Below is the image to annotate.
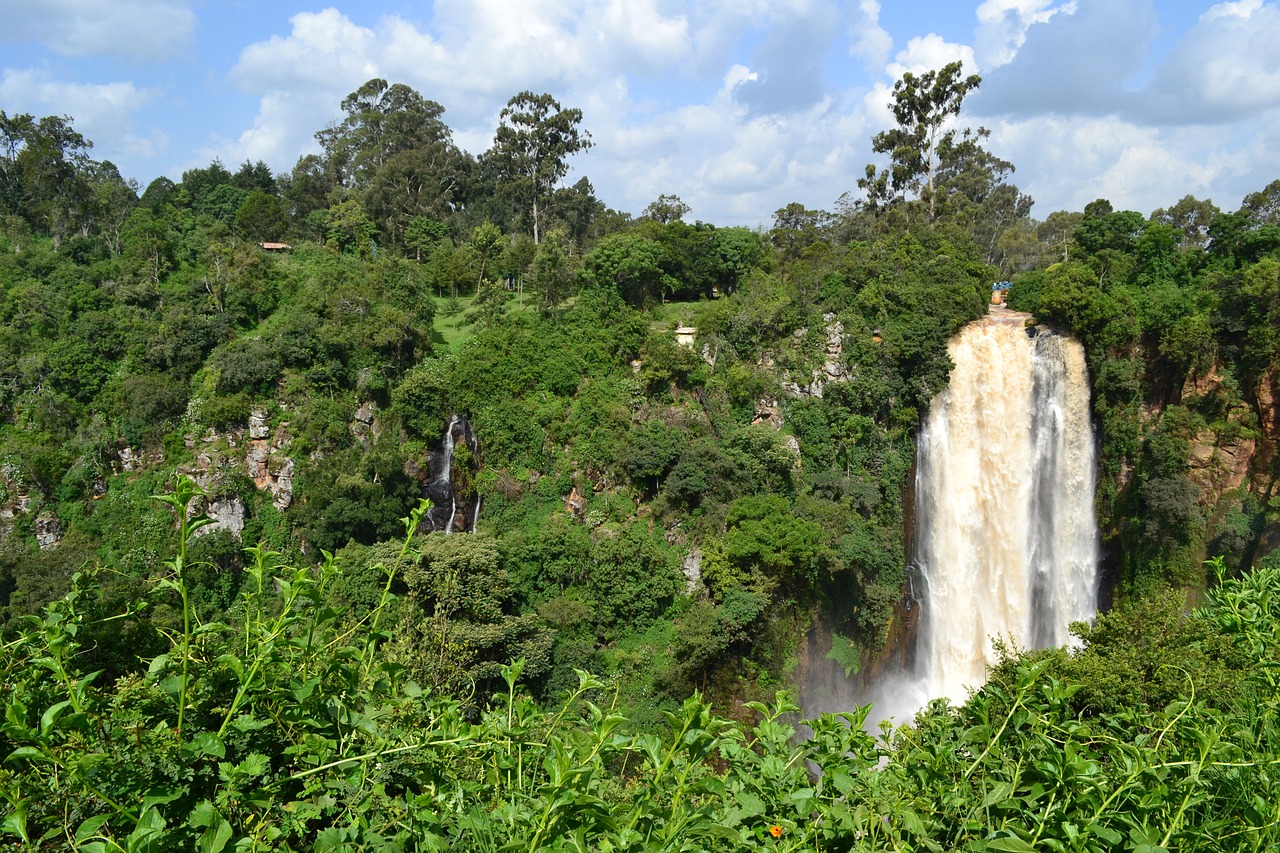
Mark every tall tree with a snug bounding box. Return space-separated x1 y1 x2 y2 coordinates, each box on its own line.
1150 195 1219 250
316 79 451 190
642 194 691 224
490 92 592 244
85 159 139 256
2 113 94 246
859 61 982 223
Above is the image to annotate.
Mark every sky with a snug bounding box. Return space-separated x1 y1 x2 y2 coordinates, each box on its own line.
2 0 1279 228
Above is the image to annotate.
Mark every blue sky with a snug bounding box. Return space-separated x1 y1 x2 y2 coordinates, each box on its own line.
3 0 1279 227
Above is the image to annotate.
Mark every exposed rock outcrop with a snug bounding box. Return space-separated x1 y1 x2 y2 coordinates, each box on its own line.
34 513 62 550
780 313 847 399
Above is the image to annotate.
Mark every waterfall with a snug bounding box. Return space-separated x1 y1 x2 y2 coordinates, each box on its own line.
424 415 480 533
911 314 1099 707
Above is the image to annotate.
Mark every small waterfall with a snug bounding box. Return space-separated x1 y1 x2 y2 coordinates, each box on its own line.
911 314 1099 707
424 415 480 533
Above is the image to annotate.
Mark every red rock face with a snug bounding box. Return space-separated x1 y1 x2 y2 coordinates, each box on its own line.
1176 365 1278 521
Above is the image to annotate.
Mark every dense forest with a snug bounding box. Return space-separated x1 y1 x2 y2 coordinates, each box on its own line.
1 63 1278 849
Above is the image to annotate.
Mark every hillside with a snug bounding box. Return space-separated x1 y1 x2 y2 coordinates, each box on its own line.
2 67 1280 850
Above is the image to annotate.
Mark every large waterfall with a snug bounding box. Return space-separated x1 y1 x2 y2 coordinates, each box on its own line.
910 312 1099 706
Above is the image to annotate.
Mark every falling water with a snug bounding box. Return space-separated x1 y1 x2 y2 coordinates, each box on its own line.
911 313 1099 706
424 415 481 534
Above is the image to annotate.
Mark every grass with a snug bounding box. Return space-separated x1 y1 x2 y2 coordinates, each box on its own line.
428 290 708 352
430 288 539 352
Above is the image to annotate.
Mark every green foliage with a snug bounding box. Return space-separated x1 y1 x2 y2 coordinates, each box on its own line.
490 91 593 244
10 502 1280 852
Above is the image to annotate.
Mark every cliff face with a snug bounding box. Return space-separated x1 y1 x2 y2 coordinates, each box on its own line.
1126 362 1280 578
1180 366 1266 502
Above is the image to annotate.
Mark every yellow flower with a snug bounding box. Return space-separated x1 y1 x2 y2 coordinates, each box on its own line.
769 825 783 838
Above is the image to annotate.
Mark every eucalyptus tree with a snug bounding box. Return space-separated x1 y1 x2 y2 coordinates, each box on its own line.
0 111 95 246
316 79 473 247
859 61 981 224
490 91 593 244
317 78 452 189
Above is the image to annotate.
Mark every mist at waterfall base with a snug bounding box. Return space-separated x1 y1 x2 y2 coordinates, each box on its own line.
801 312 1100 729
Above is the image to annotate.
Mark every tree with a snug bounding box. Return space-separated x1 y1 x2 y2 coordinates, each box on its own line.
1151 194 1219 250
584 232 673 307
527 231 575 314
3 113 94 246
316 78 451 189
283 153 336 231
642 194 691 224
85 159 139 256
235 190 287 241
490 91 592 244
553 177 609 251
1240 178 1280 227
404 215 449 262
180 159 233 209
325 198 377 257
363 145 468 247
469 220 504 290
932 128 1033 264
859 61 982 223
231 159 275 193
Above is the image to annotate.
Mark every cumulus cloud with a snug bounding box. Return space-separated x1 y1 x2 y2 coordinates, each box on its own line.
989 112 1273 215
848 1 893 70
0 68 163 155
973 0 1075 69
970 0 1158 117
193 0 1280 226
0 0 196 62
732 1 842 114
1141 0 1280 124
886 34 977 79
213 3 883 224
968 0 1280 138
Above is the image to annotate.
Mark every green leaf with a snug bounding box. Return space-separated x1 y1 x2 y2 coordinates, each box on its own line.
140 790 182 813
1 801 28 843
1090 825 1123 845
188 732 226 759
194 806 234 853
985 837 1036 852
981 781 1014 807
237 752 270 779
291 676 323 703
39 699 72 737
700 824 742 841
5 746 50 764
74 814 111 844
735 791 765 817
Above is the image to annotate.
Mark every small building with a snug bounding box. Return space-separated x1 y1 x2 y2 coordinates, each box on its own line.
259 241 293 252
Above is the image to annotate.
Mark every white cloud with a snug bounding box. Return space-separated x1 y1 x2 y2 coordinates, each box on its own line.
214 4 885 224
733 1 842 114
0 0 196 61
886 34 977 79
1142 0 1280 124
985 111 1275 215
848 0 893 70
1203 0 1263 22
973 0 1074 69
0 68 164 161
970 0 1157 118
